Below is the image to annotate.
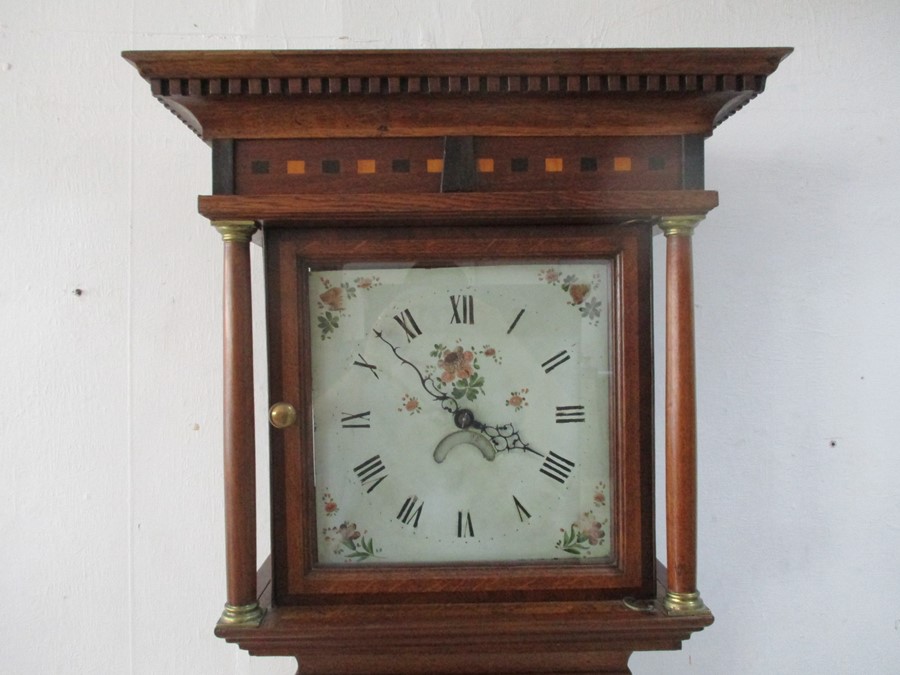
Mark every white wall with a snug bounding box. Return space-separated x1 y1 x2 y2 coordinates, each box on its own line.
3 1 899 673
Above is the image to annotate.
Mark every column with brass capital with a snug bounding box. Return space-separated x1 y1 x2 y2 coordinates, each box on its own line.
213 220 265 627
660 215 710 615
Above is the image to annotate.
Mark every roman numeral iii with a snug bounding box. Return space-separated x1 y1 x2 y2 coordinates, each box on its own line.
450 295 475 324
540 451 575 484
353 455 387 493
555 405 585 423
393 308 422 341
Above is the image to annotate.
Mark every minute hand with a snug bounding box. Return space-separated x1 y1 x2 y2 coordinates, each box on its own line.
452 409 544 458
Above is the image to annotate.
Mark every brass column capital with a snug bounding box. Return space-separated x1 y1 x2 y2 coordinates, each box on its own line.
659 215 704 238
213 220 257 243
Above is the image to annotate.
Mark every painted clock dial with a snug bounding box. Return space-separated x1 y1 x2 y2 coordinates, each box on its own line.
309 262 613 565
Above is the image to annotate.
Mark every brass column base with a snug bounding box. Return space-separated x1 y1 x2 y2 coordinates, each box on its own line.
217 602 266 628
663 590 711 616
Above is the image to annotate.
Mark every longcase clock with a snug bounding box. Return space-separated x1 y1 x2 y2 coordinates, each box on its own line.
125 48 791 674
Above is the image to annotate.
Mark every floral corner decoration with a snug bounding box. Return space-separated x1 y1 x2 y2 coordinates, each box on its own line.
539 268 604 326
320 492 382 561
556 483 609 556
315 275 381 340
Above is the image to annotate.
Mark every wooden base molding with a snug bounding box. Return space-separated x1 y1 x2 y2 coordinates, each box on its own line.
215 560 713 675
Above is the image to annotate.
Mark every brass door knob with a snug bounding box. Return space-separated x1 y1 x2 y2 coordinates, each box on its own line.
268 402 297 429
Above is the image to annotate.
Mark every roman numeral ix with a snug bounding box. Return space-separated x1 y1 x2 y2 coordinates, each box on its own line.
353 455 387 493
341 411 371 428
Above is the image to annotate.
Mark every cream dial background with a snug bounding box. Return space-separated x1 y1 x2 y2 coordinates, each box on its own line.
309 262 612 564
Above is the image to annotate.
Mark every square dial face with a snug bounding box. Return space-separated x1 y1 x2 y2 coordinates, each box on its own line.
309 262 613 565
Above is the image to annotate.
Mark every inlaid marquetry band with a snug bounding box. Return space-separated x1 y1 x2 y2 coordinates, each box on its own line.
218 602 265 627
213 220 257 243
663 590 710 616
659 215 704 237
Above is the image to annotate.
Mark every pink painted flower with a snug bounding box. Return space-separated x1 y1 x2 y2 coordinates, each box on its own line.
356 277 374 289
324 499 338 514
542 269 560 284
399 394 421 414
319 287 344 311
438 346 475 383
337 522 361 543
577 514 605 546
594 490 606 507
506 388 529 411
568 283 591 305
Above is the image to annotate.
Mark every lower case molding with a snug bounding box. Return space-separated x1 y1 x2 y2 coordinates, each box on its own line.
214 559 713 675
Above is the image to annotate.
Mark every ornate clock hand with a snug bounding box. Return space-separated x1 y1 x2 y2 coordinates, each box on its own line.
375 330 543 460
453 408 545 458
374 329 459 415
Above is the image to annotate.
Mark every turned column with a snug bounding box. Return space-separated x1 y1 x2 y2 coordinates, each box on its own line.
214 220 265 627
661 215 709 615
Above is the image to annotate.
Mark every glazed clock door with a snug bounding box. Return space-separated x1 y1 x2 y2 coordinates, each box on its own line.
310 260 613 565
266 222 655 605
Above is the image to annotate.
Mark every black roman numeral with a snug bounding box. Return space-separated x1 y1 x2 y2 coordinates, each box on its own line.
457 510 474 537
450 295 475 324
393 308 422 341
541 349 571 374
555 405 585 423
341 411 371 428
540 451 575 484
397 496 424 527
507 308 526 334
353 455 387 493
352 354 379 379
513 495 531 522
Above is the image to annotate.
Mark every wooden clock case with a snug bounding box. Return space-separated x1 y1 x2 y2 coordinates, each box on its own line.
124 48 791 674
